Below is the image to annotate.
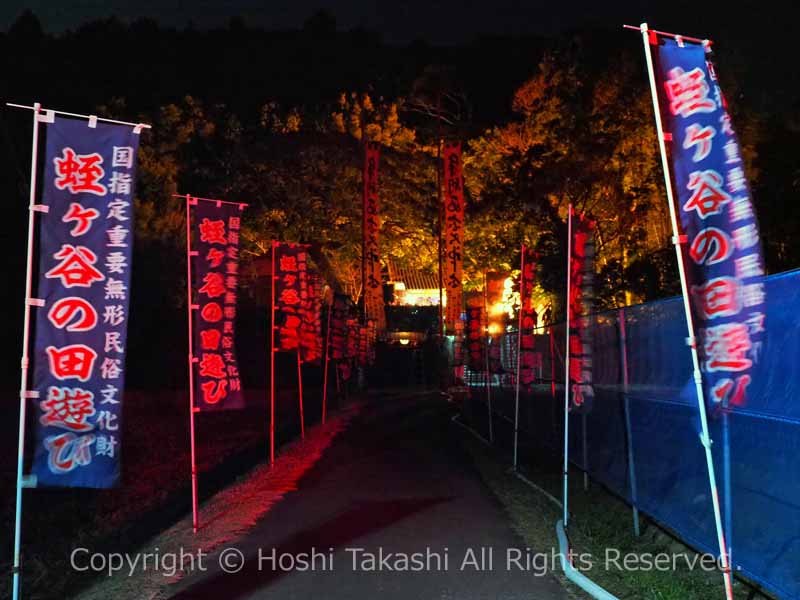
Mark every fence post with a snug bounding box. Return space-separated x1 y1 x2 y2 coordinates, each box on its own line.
723 413 732 568
618 307 640 536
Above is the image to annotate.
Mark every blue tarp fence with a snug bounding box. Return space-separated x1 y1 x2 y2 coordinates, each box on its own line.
462 268 800 599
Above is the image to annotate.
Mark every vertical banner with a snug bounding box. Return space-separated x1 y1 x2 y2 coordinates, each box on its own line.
362 142 385 331
452 319 465 366
465 293 485 372
330 293 353 360
31 117 139 487
568 213 596 412
485 272 505 374
346 319 359 361
519 247 539 389
367 319 377 366
300 271 324 364
191 200 245 411
357 323 369 367
657 40 765 412
340 317 359 382
274 243 310 352
442 141 465 331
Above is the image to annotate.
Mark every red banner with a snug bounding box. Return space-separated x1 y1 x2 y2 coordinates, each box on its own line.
363 142 385 331
192 199 245 412
273 242 310 352
568 212 595 412
330 293 354 360
300 271 324 364
465 292 485 372
443 141 465 331
518 247 539 389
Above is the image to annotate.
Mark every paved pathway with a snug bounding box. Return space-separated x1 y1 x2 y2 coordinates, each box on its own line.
168 390 570 600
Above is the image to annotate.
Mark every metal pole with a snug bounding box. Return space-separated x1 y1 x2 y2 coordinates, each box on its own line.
12 101 42 600
322 294 333 424
297 351 305 440
270 241 276 466
618 308 641 536
513 245 525 470
483 271 493 443
185 195 200 533
563 204 573 527
723 412 732 568
639 22 733 599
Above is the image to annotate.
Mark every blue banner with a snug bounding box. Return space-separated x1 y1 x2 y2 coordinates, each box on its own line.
191 199 245 411
657 40 765 414
32 117 139 488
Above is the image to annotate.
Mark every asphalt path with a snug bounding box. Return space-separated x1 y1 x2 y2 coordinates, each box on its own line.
168 390 570 600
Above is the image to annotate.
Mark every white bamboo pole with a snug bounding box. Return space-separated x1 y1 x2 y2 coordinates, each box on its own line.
185 196 200 533
483 271 493 443
270 241 277 466
562 204 573 527
12 101 42 600
638 22 733 599
513 245 525 470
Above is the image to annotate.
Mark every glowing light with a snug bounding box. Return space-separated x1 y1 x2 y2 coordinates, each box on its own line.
487 276 519 320
399 339 410 345
488 323 503 336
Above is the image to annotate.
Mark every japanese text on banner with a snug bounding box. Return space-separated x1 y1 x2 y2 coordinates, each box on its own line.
568 213 595 412
274 242 310 352
32 118 139 488
442 141 465 331
192 200 245 411
519 248 540 390
363 142 385 331
657 40 765 412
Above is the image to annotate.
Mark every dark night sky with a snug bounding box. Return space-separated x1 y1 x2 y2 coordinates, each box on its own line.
0 0 792 46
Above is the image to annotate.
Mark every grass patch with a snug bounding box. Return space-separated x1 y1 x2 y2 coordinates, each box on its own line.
461 433 770 600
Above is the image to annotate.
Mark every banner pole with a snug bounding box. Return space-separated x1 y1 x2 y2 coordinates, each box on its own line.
185 195 200 533
618 307 641 536
297 350 305 440
270 241 276 466
723 412 732 567
12 101 42 600
483 271 493 443
639 22 733 599
322 294 333 424
550 325 556 400
513 245 525 470
437 138 444 337
563 204 573 527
